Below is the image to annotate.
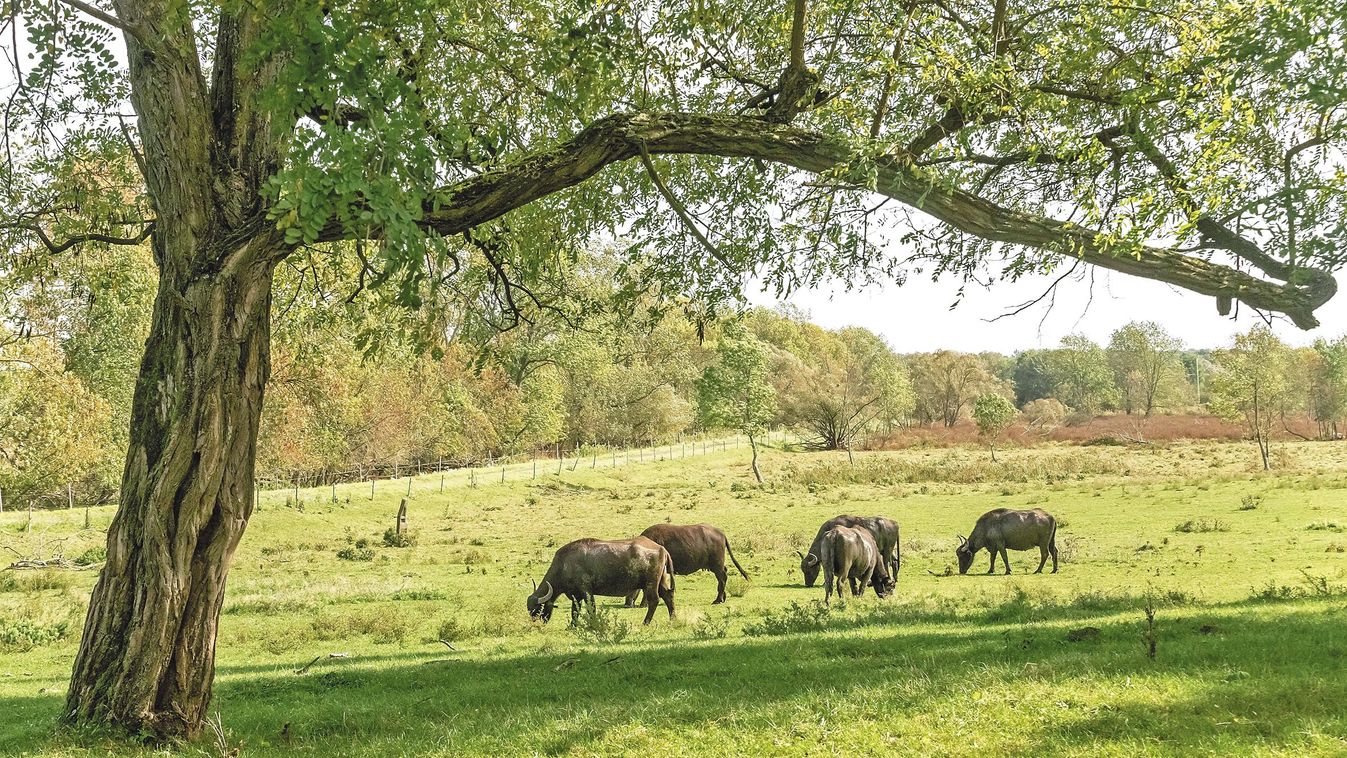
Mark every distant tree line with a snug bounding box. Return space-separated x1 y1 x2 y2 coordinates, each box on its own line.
4 248 1345 504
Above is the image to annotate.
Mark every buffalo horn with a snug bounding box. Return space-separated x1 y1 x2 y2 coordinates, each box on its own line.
537 581 554 603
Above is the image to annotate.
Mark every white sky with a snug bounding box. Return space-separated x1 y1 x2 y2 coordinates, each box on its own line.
748 267 1347 353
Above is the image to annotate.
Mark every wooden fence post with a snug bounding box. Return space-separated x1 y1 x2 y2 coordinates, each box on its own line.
68 483 74 509
331 483 337 504
407 476 413 497
396 499 409 537
0 485 5 514
532 455 537 479
370 478 375 500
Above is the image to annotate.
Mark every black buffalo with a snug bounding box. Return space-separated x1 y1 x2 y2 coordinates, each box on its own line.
623 523 749 606
527 538 675 624
818 525 894 606
956 508 1059 575
799 515 900 586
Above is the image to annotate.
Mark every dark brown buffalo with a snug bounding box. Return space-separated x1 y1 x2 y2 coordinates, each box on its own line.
623 523 749 606
527 538 675 624
819 526 894 606
798 515 900 587
956 508 1059 575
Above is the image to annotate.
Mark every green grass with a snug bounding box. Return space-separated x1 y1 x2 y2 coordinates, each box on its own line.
2 439 1347 756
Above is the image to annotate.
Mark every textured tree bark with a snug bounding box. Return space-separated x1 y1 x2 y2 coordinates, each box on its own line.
64 235 277 739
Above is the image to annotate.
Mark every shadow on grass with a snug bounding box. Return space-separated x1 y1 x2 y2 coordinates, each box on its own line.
2 594 1344 756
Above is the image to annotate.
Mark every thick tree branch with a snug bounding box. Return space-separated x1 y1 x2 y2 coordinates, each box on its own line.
57 0 148 45
317 112 1334 329
4 221 155 255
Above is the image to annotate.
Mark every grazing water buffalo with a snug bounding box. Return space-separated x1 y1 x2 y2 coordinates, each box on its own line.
623 523 749 606
798 515 901 587
956 508 1059 575
819 526 894 606
527 538 675 625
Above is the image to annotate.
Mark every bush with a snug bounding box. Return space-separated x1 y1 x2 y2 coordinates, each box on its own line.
689 613 730 640
1305 521 1344 532
73 546 107 566
336 545 377 561
1173 519 1229 533
571 607 631 645
744 601 831 637
1238 494 1261 511
0 617 72 652
382 528 418 548
725 575 751 598
435 617 468 643
12 572 73 592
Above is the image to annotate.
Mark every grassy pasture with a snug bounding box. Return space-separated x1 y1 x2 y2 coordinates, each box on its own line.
2 439 1347 756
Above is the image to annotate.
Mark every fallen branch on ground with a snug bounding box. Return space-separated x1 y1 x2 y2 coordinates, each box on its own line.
295 652 350 675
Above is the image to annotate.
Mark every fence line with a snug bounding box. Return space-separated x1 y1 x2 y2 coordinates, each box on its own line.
0 431 789 515
256 431 784 503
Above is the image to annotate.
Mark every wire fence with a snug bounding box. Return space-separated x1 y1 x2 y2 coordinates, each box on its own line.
253 431 791 505
0 431 795 516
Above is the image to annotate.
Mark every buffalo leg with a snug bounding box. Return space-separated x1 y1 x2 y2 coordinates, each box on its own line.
713 568 728 604
855 567 873 597
623 590 640 608
660 585 675 620
569 595 581 626
585 593 597 616
1000 548 1011 575
1050 541 1059 573
987 549 997 574
644 583 659 624
1034 546 1048 574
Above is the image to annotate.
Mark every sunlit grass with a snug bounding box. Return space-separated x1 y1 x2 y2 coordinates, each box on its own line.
2 438 1346 755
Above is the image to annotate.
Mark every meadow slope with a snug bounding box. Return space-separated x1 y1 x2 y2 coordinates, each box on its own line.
2 439 1346 756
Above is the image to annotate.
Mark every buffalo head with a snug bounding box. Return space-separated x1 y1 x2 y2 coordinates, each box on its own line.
527 579 555 622
796 549 821 586
955 535 974 575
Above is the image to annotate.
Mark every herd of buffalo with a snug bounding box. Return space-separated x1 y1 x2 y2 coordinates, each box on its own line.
526 508 1061 624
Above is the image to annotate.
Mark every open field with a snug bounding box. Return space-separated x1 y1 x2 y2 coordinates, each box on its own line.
3 439 1347 756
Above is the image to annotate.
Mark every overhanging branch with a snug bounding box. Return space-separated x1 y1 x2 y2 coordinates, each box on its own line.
318 112 1335 329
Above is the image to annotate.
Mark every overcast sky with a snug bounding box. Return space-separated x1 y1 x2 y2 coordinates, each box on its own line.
748 266 1347 354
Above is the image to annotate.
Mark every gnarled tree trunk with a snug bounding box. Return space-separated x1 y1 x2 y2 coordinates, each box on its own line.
65 237 277 738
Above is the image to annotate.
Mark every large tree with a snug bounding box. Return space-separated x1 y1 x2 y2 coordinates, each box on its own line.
1107 321 1185 416
2 0 1344 740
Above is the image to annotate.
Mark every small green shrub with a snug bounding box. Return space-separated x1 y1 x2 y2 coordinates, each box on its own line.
743 601 831 637
336 545 376 561
0 617 72 652
382 528 418 548
571 607 631 645
1305 520 1344 532
73 546 107 566
1238 494 1261 511
15 572 73 592
689 613 730 640
725 575 750 598
1173 519 1229 533
435 617 468 643
389 589 447 601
